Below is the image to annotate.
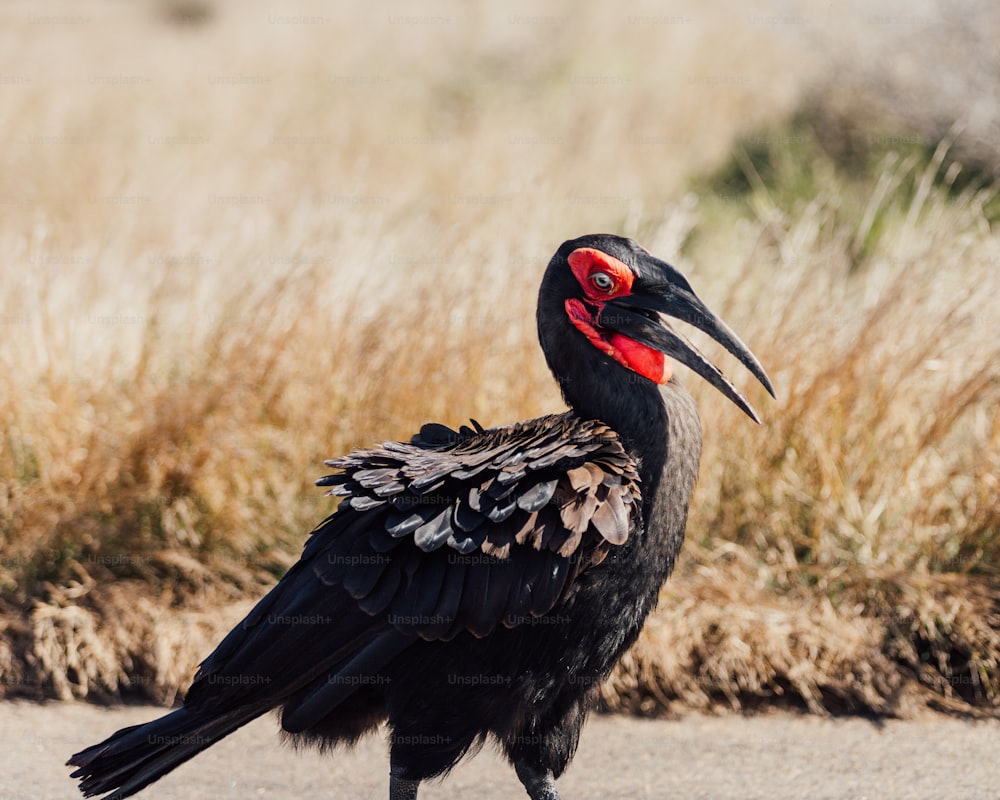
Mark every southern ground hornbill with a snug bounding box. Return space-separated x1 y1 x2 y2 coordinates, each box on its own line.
68 233 773 800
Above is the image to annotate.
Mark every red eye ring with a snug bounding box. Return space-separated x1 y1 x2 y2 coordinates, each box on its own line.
568 248 635 301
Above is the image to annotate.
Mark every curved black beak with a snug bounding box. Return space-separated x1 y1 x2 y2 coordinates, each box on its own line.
598 284 774 422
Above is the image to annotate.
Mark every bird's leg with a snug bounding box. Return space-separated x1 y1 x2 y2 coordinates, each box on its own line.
515 762 561 800
389 766 420 800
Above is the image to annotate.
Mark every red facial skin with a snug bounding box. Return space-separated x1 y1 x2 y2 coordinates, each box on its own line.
564 248 671 385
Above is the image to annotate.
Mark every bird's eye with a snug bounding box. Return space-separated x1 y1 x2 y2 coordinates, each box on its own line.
591 272 614 292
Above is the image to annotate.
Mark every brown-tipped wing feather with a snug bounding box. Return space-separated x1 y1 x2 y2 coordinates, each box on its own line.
181 413 642 713
311 412 641 640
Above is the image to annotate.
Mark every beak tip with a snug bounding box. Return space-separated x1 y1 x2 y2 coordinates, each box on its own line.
738 399 763 424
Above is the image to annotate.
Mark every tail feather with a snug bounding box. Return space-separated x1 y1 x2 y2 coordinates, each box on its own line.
67 704 267 800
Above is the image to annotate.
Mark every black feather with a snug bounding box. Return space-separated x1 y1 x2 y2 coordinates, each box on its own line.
385 510 428 538
65 234 733 800
412 506 454 552
515 478 558 512
485 491 519 523
452 498 484 532
345 494 385 512
357 559 403 616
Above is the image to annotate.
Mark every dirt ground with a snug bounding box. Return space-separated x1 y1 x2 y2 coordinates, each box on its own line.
5 702 998 800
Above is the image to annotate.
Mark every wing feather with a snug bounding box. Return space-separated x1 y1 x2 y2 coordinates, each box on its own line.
357 557 403 616
516 478 558 512
412 505 454 551
312 412 642 640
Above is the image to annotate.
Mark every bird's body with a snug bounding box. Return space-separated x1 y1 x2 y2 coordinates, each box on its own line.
69 234 772 800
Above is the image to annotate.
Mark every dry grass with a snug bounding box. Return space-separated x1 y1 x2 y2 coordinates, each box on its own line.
2 0 999 715
604 133 1000 715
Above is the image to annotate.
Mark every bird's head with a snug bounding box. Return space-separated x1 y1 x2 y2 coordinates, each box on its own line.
538 233 774 422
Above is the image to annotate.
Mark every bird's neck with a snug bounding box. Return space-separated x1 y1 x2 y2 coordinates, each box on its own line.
559 368 702 564
557 367 703 654
558 367 674 482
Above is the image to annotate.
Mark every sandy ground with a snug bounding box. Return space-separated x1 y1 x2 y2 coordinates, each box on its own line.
3 702 998 800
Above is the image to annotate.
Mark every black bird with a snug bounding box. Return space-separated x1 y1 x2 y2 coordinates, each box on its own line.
68 234 773 800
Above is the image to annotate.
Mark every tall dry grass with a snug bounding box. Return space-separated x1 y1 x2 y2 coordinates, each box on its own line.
608 144 1000 716
1 0 998 714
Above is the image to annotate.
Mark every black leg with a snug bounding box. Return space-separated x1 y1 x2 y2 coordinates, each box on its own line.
515 762 561 800
389 767 420 800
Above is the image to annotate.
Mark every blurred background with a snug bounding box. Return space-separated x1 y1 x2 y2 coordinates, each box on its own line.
1 0 998 717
